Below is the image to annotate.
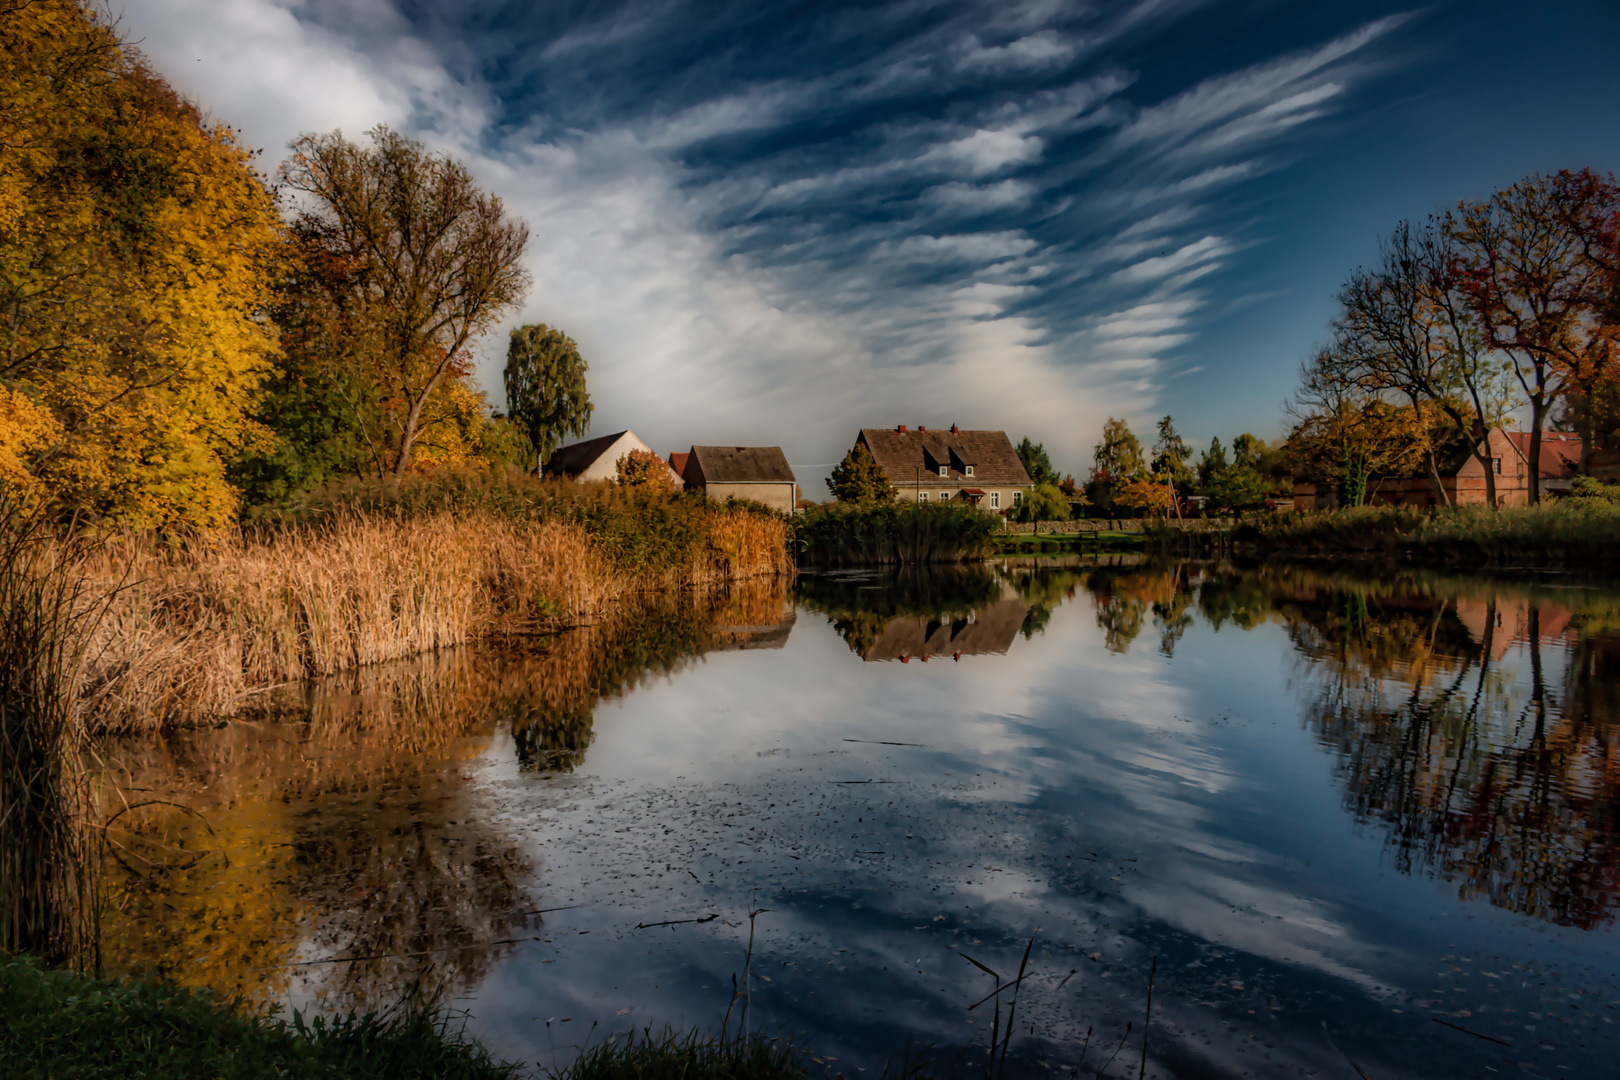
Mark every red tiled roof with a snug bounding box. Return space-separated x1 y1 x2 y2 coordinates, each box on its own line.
1502 432 1581 479
667 451 690 477
959 488 987 496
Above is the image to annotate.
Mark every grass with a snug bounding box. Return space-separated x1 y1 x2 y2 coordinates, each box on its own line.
53 472 792 732
0 954 520 1080
0 504 100 967
796 501 1001 566
1250 502 1620 569
551 1026 811 1080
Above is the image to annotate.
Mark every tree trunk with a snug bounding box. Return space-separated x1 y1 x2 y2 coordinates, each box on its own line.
1527 396 1547 505
1424 445 1450 508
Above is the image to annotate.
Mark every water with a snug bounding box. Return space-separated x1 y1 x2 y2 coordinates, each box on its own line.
100 559 1620 1078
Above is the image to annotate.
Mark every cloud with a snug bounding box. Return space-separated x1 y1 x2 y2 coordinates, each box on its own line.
116 0 1407 483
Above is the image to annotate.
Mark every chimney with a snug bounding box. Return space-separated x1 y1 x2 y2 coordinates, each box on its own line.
918 425 927 431
950 423 959 434
896 424 907 432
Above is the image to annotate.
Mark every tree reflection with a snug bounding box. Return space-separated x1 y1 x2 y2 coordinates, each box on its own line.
97 577 796 1005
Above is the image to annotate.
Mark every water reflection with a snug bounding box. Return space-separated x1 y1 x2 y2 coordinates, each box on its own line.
99 578 796 1004
93 559 1620 1075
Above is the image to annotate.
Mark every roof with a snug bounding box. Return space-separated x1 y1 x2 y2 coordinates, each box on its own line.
690 445 796 484
1502 431 1581 479
858 427 1032 487
667 451 690 477
542 431 630 477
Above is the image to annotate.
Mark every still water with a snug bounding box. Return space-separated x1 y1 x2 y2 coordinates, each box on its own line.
101 558 1620 1078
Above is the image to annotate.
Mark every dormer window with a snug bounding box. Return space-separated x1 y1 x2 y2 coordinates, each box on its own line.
964 465 974 477
938 465 949 477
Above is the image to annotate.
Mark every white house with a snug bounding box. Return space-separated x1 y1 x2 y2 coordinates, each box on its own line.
541 430 682 486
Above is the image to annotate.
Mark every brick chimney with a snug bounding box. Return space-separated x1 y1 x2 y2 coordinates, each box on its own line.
950 423 959 434
896 424 906 432
917 425 927 431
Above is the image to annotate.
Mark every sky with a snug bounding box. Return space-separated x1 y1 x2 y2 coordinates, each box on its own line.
118 0 1620 487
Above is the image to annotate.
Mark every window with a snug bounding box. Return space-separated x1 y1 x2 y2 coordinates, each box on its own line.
990 492 1001 509
917 491 928 502
1492 457 1502 474
965 465 975 477
938 465 949 477
1012 491 1022 506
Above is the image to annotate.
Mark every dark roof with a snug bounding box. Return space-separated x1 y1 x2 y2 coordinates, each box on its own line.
543 431 629 477
690 445 796 484
858 427 1032 487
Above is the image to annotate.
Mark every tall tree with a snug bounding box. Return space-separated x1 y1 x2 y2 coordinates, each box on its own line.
1151 415 1192 489
1 0 284 527
1014 437 1057 486
826 442 893 503
1092 418 1145 483
279 127 530 478
1329 219 1514 506
504 324 592 470
1450 173 1607 503
1197 437 1228 486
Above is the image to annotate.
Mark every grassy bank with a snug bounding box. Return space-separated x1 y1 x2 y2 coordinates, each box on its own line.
1247 502 1620 570
0 955 520 1080
66 472 792 732
796 501 1000 566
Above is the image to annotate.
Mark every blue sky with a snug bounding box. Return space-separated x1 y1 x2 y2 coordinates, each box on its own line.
124 0 1620 485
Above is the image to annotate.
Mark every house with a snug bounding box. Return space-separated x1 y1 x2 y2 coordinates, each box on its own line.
1291 429 1583 510
680 445 797 513
854 425 1033 513
542 429 682 486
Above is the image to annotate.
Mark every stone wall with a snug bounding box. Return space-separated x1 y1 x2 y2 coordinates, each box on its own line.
1002 518 1241 534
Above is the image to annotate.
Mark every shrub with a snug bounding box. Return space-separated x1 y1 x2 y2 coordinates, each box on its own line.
796 500 999 565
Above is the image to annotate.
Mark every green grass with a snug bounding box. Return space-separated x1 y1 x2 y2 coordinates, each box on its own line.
0 955 520 1080
1251 502 1620 569
551 1026 811 1080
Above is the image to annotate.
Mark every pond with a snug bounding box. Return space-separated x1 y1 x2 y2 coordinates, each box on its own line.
100 558 1620 1078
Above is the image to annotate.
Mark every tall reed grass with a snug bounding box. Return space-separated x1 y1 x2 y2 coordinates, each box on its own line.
796 501 1001 566
0 506 101 967
1252 502 1620 569
75 481 792 732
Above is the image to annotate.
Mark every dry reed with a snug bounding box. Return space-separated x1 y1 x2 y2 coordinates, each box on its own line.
74 505 793 732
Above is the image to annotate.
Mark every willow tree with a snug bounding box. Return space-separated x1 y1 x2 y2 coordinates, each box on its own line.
279 127 530 478
504 323 592 470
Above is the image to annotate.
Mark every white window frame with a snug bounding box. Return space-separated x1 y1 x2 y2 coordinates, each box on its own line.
917 491 928 502
938 464 949 477
1012 491 1022 506
990 491 1000 509
964 465 974 477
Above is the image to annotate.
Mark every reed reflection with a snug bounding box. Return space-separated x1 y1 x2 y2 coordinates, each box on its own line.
98 577 796 1004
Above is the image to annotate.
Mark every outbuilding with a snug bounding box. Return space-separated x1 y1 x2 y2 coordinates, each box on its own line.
680 445 797 513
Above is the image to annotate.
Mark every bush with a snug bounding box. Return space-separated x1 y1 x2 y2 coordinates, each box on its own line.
796 501 1000 565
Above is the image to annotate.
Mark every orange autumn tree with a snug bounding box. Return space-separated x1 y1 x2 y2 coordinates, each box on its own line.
1 0 283 527
278 127 530 479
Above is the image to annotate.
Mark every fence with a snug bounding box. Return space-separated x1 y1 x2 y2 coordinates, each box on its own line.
1002 518 1242 534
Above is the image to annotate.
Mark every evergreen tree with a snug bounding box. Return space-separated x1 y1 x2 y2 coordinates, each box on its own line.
1014 437 1058 486
826 442 893 503
1152 415 1193 489
504 324 593 469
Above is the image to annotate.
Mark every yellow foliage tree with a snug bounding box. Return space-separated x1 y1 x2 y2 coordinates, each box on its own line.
1 1 283 528
1114 477 1174 516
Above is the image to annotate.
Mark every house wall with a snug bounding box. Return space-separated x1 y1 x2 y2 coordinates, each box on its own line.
703 481 796 513
571 432 652 483
1294 431 1541 510
896 485 1031 512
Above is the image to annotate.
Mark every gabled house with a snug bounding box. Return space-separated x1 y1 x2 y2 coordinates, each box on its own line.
1292 429 1583 510
680 445 797 513
542 430 681 486
854 425 1033 513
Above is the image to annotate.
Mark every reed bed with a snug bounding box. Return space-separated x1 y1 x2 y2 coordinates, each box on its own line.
796 501 1001 566
0 509 102 967
1252 502 1620 569
69 493 792 733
